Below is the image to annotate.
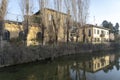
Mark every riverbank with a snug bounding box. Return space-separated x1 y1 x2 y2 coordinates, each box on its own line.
0 42 120 68
0 50 120 80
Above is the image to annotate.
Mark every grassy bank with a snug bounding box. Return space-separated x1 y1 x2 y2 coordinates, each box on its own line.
0 42 120 68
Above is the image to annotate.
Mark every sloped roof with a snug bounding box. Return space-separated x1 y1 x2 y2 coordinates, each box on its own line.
5 20 22 25
83 24 110 30
34 8 68 16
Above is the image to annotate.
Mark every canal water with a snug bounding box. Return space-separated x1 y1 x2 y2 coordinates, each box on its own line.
0 50 120 80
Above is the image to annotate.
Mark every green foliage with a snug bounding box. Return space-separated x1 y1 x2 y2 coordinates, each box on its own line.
115 35 120 42
102 20 119 35
102 20 113 33
115 23 119 30
114 23 119 35
102 20 109 28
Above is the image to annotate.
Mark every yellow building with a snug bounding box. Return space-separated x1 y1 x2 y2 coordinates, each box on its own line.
2 8 69 46
27 8 70 45
77 24 110 43
2 21 41 46
27 24 41 46
3 21 23 40
0 21 23 47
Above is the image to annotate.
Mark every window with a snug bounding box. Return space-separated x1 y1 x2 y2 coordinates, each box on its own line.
3 30 10 41
101 30 104 34
94 38 96 42
88 29 91 37
97 30 99 34
107 32 109 35
89 61 92 68
101 62 104 66
19 31 25 40
36 32 42 41
94 29 96 34
82 29 85 34
99 38 100 42
97 63 100 68
97 38 100 42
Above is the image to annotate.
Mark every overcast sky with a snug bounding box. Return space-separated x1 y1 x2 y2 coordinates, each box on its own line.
5 0 120 27
88 0 120 26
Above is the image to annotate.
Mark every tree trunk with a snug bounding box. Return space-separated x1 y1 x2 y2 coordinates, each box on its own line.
67 25 69 43
0 0 8 48
41 23 45 45
0 20 4 48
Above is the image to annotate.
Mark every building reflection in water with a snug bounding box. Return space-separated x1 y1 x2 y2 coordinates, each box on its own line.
25 53 118 80
68 53 117 80
0 52 119 80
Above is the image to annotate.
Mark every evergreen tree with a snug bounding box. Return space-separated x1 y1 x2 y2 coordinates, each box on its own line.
114 23 119 34
102 20 109 28
102 20 114 33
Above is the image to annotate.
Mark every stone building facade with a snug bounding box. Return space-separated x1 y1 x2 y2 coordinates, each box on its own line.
3 8 70 46
27 8 70 46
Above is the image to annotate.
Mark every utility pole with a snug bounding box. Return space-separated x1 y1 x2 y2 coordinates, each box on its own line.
94 16 95 25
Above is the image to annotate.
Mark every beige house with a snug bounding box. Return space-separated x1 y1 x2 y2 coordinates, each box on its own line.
78 54 110 72
109 33 115 41
73 24 110 43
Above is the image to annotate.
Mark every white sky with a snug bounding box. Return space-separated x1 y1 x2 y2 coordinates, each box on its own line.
5 0 120 28
88 0 120 26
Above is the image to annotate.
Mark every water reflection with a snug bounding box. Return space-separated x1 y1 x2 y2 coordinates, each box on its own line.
70 53 117 80
0 50 120 80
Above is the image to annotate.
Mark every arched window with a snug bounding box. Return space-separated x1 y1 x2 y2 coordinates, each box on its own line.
3 30 10 41
36 32 42 41
19 31 25 40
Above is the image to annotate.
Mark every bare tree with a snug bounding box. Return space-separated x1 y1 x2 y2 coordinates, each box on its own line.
18 0 89 45
19 0 25 20
71 0 78 42
38 0 47 45
0 0 8 48
64 0 71 43
25 0 29 42
51 0 62 44
82 0 90 43
71 0 90 43
19 0 30 45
